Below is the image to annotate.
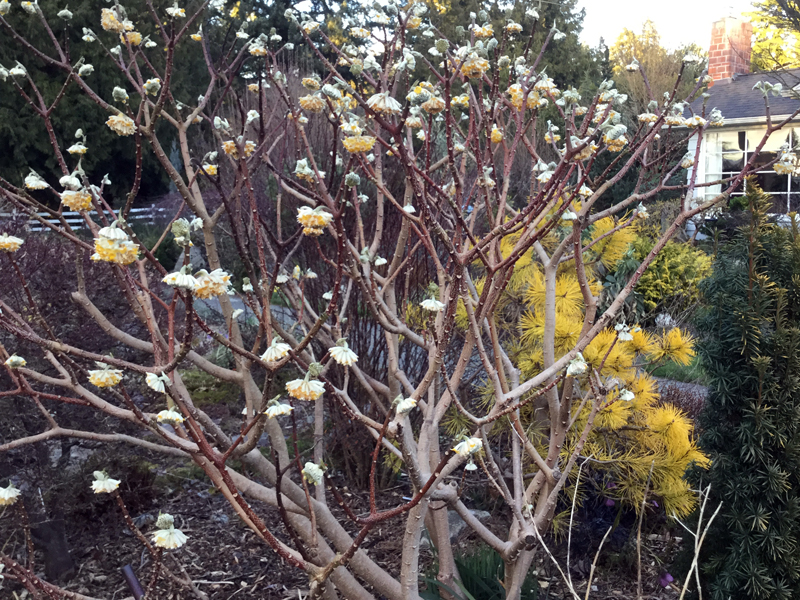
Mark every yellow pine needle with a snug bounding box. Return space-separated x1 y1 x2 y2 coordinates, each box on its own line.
518 310 583 354
627 327 659 355
591 217 637 269
524 272 585 319
649 327 696 365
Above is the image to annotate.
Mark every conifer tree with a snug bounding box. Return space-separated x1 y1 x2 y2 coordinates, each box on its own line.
692 180 800 600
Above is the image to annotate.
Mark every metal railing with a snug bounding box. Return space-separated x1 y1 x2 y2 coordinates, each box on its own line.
0 206 169 232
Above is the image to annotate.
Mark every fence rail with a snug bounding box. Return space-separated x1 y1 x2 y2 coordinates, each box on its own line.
0 206 169 232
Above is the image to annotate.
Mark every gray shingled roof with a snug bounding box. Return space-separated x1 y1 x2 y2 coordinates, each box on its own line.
689 70 800 122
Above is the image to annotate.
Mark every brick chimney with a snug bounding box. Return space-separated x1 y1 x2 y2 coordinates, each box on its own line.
708 17 753 86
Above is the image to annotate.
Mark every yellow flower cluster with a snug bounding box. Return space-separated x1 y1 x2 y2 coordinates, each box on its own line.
0 233 24 252
299 95 325 113
491 126 503 144
88 366 123 387
222 141 237 156
638 112 659 124
461 54 489 79
342 135 377 153
202 163 218 176
603 134 627 152
421 96 445 114
100 8 132 33
573 141 599 161
286 377 325 400
544 132 560 144
247 83 259 93
221 140 256 159
405 116 423 129
505 22 523 35
407 15 421 29
452 94 469 108
249 45 267 57
194 269 232 299
106 114 136 136
302 77 321 91
473 24 494 39
120 31 142 45
92 235 140 265
533 76 560 98
61 190 93 211
340 121 363 136
350 26 370 38
507 84 544 110
297 206 333 236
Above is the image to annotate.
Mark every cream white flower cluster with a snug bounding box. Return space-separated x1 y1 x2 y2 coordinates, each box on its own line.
91 470 121 494
152 513 188 549
92 223 140 265
0 233 23 252
162 268 233 298
302 462 325 486
329 339 358 367
88 362 123 388
774 147 798 175
0 482 21 506
296 206 333 236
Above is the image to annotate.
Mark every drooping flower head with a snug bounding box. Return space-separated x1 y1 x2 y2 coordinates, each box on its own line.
394 395 417 416
106 114 136 136
146 372 170 393
302 462 325 486
61 190 93 211
366 92 402 115
91 470 121 494
162 266 200 291
453 437 483 457
152 513 187 549
421 297 445 312
88 362 123 387
342 135 376 153
461 53 489 79
265 400 294 419
261 336 291 363
4 355 26 368
24 170 48 190
194 268 233 299
329 339 358 367
91 223 140 265
566 352 588 377
0 483 21 506
286 363 325 401
297 206 333 236
157 407 185 424
0 233 24 252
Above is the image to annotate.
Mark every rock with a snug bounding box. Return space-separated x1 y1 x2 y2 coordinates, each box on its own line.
211 512 230 526
421 509 492 549
133 513 155 529
66 446 94 471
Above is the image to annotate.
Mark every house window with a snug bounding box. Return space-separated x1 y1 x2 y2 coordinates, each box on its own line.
704 128 799 213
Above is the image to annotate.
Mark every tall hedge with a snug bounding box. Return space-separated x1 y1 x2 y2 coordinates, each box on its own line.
692 182 800 599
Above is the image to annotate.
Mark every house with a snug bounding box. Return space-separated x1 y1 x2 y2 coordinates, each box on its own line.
687 17 800 213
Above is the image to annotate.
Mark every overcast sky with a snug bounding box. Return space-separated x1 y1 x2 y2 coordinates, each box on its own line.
576 0 757 50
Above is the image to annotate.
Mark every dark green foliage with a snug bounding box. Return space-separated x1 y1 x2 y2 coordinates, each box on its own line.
689 180 800 599
422 545 539 600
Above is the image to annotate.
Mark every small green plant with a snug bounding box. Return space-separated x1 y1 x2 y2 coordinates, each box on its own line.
422 546 539 600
